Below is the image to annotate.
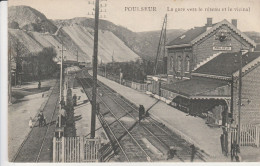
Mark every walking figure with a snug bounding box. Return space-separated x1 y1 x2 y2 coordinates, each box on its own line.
190 144 196 162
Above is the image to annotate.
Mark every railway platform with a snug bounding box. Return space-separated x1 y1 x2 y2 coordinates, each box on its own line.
12 81 60 162
69 75 109 143
96 74 230 161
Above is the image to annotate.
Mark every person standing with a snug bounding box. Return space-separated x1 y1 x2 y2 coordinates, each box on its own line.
190 144 196 162
139 105 144 123
73 94 77 106
60 106 67 126
141 105 145 119
29 117 33 128
38 112 43 127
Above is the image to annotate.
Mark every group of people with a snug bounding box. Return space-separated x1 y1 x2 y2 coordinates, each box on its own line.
28 111 46 128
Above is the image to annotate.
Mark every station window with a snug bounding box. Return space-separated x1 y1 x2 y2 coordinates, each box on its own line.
177 55 182 71
171 56 174 68
185 55 190 72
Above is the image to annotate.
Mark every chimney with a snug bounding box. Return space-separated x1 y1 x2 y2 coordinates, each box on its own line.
206 18 213 27
231 19 237 27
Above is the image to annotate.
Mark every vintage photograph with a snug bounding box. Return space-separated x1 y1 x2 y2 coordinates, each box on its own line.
6 0 260 163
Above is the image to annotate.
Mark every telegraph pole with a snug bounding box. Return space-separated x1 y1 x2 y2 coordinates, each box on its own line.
76 50 78 63
237 50 243 146
91 0 100 139
59 44 66 138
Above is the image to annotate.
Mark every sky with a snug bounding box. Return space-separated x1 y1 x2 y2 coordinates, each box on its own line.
8 0 260 32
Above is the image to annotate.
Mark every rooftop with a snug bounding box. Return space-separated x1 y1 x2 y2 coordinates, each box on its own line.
161 76 228 97
167 19 256 48
194 52 260 77
167 26 207 46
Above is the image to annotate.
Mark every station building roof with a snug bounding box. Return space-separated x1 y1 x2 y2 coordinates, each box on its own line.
193 52 260 77
167 19 256 48
167 26 207 46
161 76 228 97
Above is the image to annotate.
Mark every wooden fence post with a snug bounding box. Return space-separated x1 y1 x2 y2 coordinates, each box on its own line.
80 137 84 161
53 137 56 162
257 126 260 147
61 137 65 162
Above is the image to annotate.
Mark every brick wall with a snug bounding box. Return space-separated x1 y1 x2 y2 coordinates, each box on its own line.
167 49 192 77
193 25 253 68
233 64 260 124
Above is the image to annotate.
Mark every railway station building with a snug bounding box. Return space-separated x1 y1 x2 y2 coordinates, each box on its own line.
166 18 256 82
161 18 260 127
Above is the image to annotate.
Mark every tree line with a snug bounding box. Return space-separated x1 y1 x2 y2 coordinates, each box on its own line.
98 59 166 83
9 39 58 86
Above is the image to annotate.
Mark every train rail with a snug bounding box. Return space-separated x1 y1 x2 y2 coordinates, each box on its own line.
78 77 153 162
12 82 59 162
98 80 207 161
79 69 207 162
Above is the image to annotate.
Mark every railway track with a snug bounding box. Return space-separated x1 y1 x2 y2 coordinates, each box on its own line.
12 82 60 162
77 70 207 162
78 76 153 162
100 83 207 161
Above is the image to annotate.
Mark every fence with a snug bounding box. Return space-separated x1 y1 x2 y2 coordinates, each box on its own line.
53 137 101 162
99 73 148 92
131 82 147 91
230 124 260 147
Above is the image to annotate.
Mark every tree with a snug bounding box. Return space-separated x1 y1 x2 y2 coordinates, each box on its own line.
37 47 58 79
9 36 27 86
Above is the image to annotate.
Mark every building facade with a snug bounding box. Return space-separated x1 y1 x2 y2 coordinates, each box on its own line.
166 18 256 83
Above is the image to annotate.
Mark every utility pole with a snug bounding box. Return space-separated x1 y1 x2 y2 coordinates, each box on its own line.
237 49 248 147
163 14 167 74
231 75 234 119
76 50 78 63
105 63 107 77
237 50 242 146
154 14 167 75
91 0 100 139
59 43 66 138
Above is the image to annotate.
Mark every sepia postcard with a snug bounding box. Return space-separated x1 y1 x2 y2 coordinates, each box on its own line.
1 0 260 164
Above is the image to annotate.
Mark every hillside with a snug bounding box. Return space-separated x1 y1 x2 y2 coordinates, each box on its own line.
8 6 184 63
9 6 260 63
8 6 140 63
135 29 185 60
54 17 185 60
8 6 57 33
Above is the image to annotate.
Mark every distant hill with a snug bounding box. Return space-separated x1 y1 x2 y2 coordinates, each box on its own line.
135 29 185 60
54 17 185 60
8 6 140 63
8 6 260 63
8 6 57 33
